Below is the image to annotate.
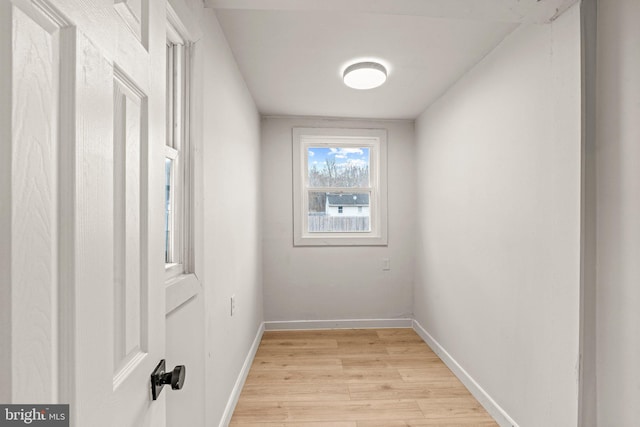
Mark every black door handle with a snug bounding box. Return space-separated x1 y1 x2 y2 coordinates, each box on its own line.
151 360 186 400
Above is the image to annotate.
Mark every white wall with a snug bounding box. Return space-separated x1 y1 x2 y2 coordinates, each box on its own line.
166 294 205 427
198 7 262 426
414 6 582 427
261 117 415 322
596 0 640 425
165 1 262 426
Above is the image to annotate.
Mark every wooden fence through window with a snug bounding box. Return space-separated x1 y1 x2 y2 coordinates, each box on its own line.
308 215 370 232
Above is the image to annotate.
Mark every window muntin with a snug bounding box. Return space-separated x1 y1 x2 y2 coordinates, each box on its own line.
293 128 388 246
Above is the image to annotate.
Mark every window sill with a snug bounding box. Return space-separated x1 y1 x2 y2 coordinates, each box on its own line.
294 234 388 247
165 273 200 315
165 262 185 280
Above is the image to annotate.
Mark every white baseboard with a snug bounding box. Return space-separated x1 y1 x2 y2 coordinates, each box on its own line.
412 320 519 427
218 322 265 427
264 318 413 330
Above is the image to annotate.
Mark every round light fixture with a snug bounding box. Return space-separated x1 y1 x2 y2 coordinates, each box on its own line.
343 62 387 90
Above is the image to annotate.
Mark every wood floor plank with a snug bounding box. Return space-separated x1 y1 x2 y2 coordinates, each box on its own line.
259 338 339 349
424 380 476 397
256 345 389 357
245 369 346 385
337 340 389 351
384 355 445 369
386 345 439 355
340 355 390 369
349 382 432 401
417 397 498 424
398 367 458 382
342 368 404 384
376 329 426 345
348 382 472 401
238 383 350 402
251 357 343 371
245 368 403 385
231 401 288 423
282 400 424 422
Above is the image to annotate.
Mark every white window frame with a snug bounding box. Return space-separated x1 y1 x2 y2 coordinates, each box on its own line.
165 7 193 280
292 127 388 246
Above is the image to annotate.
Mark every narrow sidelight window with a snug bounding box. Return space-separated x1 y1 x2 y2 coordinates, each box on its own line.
164 17 193 278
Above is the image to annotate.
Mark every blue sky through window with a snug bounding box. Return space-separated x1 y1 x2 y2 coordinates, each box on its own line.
307 147 370 171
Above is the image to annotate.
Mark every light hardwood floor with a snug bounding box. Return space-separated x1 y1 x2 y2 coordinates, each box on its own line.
229 328 498 426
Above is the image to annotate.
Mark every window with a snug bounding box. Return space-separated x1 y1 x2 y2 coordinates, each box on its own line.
292 128 388 246
164 16 192 278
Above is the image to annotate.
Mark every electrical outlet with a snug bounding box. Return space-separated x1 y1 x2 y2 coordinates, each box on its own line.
230 295 236 316
382 258 391 271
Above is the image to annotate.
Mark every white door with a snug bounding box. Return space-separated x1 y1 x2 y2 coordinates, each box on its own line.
1 1 169 426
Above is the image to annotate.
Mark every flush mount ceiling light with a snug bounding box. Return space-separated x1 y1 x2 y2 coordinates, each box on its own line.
343 62 387 90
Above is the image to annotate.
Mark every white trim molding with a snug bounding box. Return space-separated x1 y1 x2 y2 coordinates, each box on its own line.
165 273 201 314
412 320 519 427
264 318 412 331
219 322 265 427
167 0 202 42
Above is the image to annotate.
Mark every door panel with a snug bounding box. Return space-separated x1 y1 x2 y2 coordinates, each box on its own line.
113 70 148 386
10 3 60 404
1 0 167 426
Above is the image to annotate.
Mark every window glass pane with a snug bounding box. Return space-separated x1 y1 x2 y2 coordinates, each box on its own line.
165 157 172 263
307 147 369 188
308 191 370 233
166 44 174 149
